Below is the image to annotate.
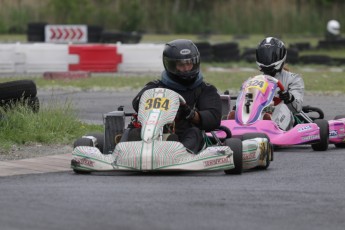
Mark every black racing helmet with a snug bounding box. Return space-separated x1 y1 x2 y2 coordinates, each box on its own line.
256 37 287 77
163 39 200 84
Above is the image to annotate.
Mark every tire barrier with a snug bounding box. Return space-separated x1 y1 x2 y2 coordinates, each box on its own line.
317 39 345 49
100 31 142 44
241 48 256 63
194 42 214 62
286 48 299 64
289 42 311 51
87 25 104 43
332 57 345 65
299 55 332 65
0 80 39 113
212 42 240 62
27 22 47 42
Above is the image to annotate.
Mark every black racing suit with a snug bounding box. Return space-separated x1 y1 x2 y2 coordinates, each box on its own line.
132 77 222 153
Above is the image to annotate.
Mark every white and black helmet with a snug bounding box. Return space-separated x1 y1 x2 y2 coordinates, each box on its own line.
327 19 340 35
163 39 200 84
256 37 287 77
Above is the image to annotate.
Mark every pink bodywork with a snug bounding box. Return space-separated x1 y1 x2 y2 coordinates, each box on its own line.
217 75 345 146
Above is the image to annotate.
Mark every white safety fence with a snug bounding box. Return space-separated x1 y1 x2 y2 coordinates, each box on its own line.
117 43 164 73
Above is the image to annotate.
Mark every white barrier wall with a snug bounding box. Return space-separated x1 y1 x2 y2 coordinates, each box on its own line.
0 44 20 73
19 43 76 73
117 43 164 73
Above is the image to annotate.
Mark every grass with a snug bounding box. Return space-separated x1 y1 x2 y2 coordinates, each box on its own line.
1 62 344 94
0 99 103 152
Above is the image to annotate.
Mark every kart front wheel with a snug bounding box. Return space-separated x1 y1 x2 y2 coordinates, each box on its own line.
311 119 329 151
242 132 273 163
72 138 95 174
224 138 243 175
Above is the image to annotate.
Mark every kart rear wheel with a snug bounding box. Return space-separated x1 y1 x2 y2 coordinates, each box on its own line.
334 115 345 148
73 137 94 148
242 132 273 162
311 119 329 151
73 132 104 153
224 138 243 175
85 132 104 153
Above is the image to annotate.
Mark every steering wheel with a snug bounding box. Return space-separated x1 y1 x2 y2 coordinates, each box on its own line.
218 125 232 139
178 94 186 104
272 78 285 106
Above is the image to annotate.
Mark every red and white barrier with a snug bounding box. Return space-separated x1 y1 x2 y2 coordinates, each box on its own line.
0 43 164 74
69 44 122 72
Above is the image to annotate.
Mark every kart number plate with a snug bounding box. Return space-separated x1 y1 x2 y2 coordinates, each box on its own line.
246 79 268 94
145 97 170 111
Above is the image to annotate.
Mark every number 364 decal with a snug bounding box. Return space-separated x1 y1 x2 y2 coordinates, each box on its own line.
145 98 170 111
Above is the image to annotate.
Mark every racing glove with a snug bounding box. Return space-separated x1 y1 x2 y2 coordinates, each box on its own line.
178 103 196 121
279 91 295 104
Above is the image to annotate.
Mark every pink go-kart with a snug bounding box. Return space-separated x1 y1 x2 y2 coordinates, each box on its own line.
219 74 345 151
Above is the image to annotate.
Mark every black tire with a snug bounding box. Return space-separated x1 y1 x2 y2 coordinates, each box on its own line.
0 80 37 101
311 119 329 151
224 138 243 175
212 42 240 62
87 25 104 43
334 115 345 148
85 132 105 153
241 48 256 63
27 22 47 42
73 137 94 148
0 96 40 113
195 41 214 62
299 55 332 65
241 132 273 162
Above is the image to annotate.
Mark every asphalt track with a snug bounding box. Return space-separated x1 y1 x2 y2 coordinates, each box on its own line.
0 90 344 230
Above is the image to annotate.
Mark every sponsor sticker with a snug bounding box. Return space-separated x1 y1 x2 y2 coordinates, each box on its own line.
180 49 191 55
329 130 338 137
203 158 230 167
76 158 94 167
243 152 256 160
298 125 312 132
302 134 320 141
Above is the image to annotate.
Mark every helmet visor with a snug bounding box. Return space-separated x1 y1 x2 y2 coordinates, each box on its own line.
164 56 200 78
256 52 287 70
